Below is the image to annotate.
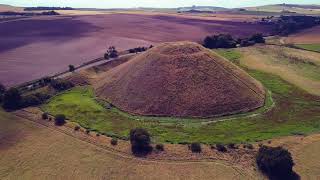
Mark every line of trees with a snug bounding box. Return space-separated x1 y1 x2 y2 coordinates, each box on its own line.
0 11 60 16
24 7 74 11
0 79 74 111
203 33 265 49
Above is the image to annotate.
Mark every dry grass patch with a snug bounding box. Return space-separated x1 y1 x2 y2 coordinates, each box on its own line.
239 45 320 96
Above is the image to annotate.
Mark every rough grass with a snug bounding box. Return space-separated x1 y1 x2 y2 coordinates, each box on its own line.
295 44 320 52
214 49 242 65
238 45 320 96
43 67 320 144
0 109 244 179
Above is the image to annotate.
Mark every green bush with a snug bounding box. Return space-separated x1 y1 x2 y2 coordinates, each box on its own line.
190 142 202 153
22 95 42 107
50 79 74 91
0 83 6 102
203 34 237 49
42 112 49 120
130 128 152 155
155 144 164 151
74 125 80 131
216 143 227 152
249 33 265 43
54 114 66 126
68 65 75 72
2 88 22 110
256 146 294 178
111 138 118 146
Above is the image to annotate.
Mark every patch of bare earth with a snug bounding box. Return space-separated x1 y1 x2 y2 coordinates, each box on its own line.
0 13 272 87
284 25 320 44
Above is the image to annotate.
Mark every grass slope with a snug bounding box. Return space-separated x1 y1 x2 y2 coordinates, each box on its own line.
295 44 320 52
43 68 320 144
0 109 244 179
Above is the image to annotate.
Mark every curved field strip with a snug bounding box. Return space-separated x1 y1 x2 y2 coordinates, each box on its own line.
239 45 320 96
0 109 255 179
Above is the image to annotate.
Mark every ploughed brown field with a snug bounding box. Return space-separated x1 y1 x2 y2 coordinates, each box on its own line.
285 25 320 44
0 13 273 87
95 42 265 117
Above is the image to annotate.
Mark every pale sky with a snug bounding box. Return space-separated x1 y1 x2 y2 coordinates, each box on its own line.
1 0 319 9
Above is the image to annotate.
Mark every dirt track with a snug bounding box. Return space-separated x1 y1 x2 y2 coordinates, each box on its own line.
0 13 272 87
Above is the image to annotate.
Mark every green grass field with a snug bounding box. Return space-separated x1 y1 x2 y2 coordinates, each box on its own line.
295 44 320 53
43 50 320 144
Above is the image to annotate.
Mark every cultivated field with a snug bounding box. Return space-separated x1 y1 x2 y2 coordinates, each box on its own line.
284 25 320 44
0 13 273 87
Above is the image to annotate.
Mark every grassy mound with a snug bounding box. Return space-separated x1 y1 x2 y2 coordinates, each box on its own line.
94 41 265 118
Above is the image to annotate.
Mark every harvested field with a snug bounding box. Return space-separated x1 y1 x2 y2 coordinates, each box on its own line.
95 42 265 117
284 25 320 44
0 13 273 87
0 109 254 179
239 45 320 96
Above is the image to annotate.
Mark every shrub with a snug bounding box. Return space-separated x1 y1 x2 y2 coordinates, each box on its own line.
0 83 6 95
203 34 237 49
227 143 236 149
54 114 66 126
111 138 118 146
21 95 42 107
216 143 227 152
68 65 75 72
256 146 294 178
244 143 254 149
0 83 6 102
74 125 80 131
249 33 265 43
190 142 202 153
155 144 164 151
240 39 255 47
50 79 74 91
130 128 152 155
42 112 49 120
2 88 22 110
105 46 118 58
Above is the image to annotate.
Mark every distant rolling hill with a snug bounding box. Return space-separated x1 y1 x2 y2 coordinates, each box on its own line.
0 4 23 12
245 4 320 15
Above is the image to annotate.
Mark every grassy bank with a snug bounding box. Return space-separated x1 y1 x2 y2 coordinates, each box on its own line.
42 48 320 144
295 44 320 52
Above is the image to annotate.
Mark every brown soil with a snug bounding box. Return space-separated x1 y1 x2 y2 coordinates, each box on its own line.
0 13 273 87
285 25 320 44
94 41 265 118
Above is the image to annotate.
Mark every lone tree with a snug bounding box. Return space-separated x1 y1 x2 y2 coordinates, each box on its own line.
256 146 295 179
54 114 66 126
2 88 22 110
190 142 202 153
130 128 152 155
104 46 118 59
68 65 75 72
